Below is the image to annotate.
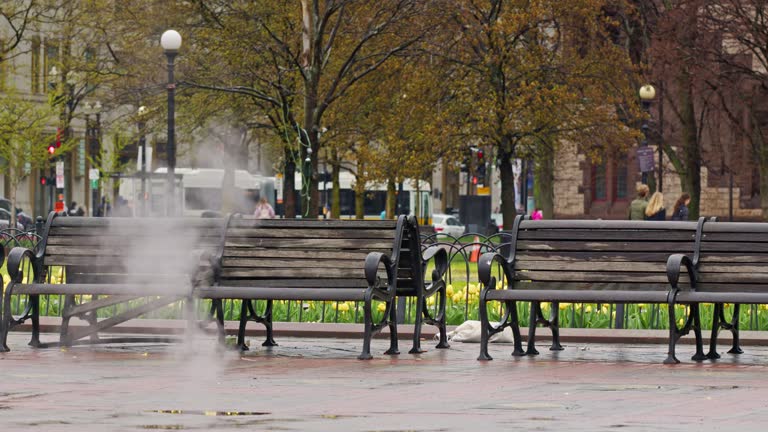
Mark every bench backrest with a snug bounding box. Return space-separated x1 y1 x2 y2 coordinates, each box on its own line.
217 216 416 290
697 222 768 292
512 219 700 291
40 213 224 285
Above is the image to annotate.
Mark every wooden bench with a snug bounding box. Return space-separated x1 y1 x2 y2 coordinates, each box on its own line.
0 213 224 351
477 216 705 364
668 221 768 360
195 215 449 359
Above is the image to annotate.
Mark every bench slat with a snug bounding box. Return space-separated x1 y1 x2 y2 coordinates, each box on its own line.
228 218 398 229
515 251 684 263
514 271 670 283
197 286 369 301
215 278 370 288
516 240 693 252
515 261 666 272
700 254 768 263
225 238 394 249
221 268 367 278
222 258 365 269
224 228 395 239
517 230 695 241
486 288 671 303
222 249 375 260
512 281 681 291
13 283 190 296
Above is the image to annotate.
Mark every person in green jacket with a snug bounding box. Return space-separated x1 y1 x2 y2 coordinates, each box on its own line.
628 184 650 220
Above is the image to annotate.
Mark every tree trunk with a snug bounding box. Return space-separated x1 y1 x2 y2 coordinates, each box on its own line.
386 180 396 219
283 150 296 218
679 73 701 219
354 159 365 219
499 142 518 230
331 151 341 219
756 124 768 221
535 149 555 219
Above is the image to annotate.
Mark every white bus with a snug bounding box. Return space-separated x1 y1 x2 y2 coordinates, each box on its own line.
274 171 433 224
119 168 270 217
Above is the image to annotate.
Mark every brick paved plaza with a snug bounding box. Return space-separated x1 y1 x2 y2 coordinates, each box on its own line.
2 326 768 431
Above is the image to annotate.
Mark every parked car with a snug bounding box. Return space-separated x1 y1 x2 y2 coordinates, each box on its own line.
0 208 25 230
432 213 465 238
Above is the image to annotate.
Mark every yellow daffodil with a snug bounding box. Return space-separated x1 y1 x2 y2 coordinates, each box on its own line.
337 303 350 312
377 303 387 312
446 285 454 297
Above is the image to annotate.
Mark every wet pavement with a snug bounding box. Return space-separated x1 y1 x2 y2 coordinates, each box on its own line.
2 328 768 431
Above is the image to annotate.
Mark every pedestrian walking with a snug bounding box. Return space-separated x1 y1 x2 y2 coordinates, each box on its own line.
254 197 275 219
670 193 691 221
644 191 666 221
628 184 650 220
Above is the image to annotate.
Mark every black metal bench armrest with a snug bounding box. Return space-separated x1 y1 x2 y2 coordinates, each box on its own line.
478 252 512 288
666 253 697 290
7 246 38 283
365 252 395 294
422 246 448 282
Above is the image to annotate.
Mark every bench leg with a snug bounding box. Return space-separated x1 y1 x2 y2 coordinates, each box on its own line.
526 302 539 356
408 297 425 354
478 293 493 361
707 303 722 359
727 304 743 355
0 286 12 352
434 287 450 350
509 301 525 356
236 301 249 351
664 299 680 364
29 295 40 348
359 298 375 360
260 300 277 347
59 295 75 347
548 302 564 351
690 304 706 362
210 299 225 344
384 299 400 355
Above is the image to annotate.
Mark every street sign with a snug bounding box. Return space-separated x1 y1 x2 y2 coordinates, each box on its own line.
55 161 65 189
90 179 99 189
636 146 655 173
89 168 99 180
275 173 284 204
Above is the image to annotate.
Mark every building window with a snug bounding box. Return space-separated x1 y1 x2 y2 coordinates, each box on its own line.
615 155 628 200
44 39 59 91
31 37 41 93
591 155 629 204
592 163 607 201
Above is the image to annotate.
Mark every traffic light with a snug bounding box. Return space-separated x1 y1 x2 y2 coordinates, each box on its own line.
460 157 469 172
55 127 62 148
40 175 54 186
477 162 487 185
47 143 56 155
40 176 47 185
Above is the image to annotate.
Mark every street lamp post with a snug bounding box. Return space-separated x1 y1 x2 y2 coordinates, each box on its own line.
84 101 102 216
49 66 77 213
161 29 181 216
639 84 656 186
137 105 148 216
